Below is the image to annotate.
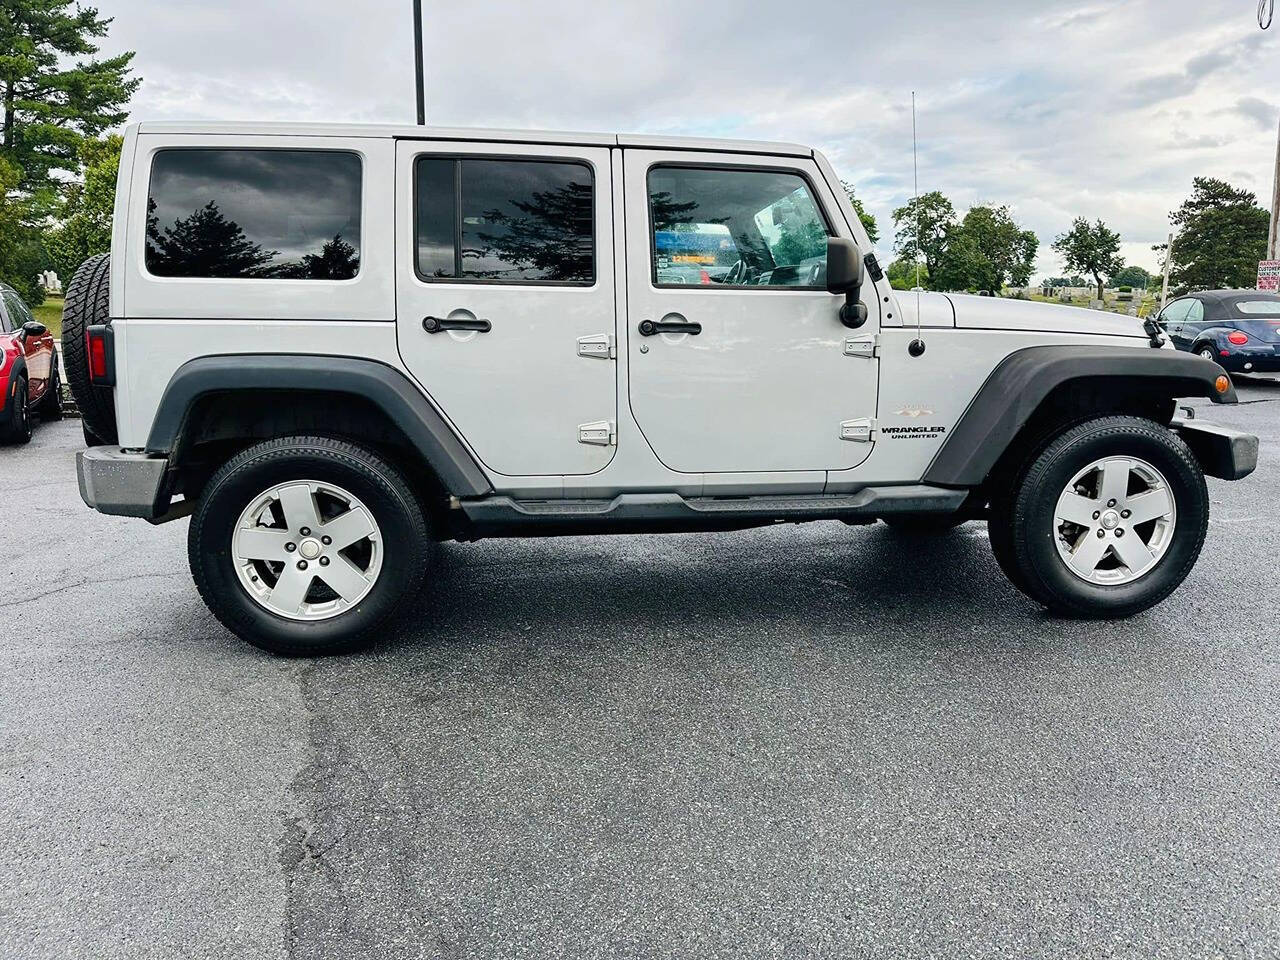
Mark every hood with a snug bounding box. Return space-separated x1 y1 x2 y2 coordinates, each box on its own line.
947 293 1148 339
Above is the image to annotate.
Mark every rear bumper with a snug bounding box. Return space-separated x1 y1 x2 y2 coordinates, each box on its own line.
76 446 169 518
1215 351 1280 373
1171 418 1258 481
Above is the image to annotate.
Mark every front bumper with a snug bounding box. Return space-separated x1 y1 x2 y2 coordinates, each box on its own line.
1171 418 1258 481
77 447 169 518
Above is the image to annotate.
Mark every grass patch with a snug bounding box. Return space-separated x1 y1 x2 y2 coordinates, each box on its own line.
33 295 64 339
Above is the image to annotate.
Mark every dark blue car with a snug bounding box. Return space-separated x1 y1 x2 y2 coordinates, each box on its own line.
1157 290 1280 374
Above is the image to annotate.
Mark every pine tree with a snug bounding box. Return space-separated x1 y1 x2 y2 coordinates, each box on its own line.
1 0 139 213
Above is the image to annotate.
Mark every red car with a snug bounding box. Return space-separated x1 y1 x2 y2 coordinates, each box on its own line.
1 282 61 444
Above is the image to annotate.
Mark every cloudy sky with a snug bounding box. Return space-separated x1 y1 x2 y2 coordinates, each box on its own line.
98 0 1279 278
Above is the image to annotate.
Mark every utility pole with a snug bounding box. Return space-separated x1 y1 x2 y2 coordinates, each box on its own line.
413 0 425 125
1160 232 1173 309
1269 113 1280 260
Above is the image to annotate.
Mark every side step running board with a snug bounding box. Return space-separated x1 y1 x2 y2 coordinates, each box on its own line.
458 485 968 537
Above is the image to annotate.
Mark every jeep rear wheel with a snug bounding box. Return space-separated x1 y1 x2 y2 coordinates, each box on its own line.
189 436 430 656
999 416 1208 618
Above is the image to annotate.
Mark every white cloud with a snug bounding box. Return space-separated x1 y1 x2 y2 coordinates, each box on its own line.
96 0 1279 277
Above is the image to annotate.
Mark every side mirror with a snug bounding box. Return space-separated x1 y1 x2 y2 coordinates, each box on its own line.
826 237 868 329
21 320 47 338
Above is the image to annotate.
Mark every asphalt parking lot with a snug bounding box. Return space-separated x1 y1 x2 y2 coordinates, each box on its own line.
2 381 1278 959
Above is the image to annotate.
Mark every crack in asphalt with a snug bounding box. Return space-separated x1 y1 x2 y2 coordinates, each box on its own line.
278 662 359 960
0 570 183 609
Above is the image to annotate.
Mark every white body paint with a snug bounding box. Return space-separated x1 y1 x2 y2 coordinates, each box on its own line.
110 122 1156 498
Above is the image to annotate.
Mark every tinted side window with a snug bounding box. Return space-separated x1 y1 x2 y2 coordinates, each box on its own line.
1185 299 1204 323
647 166 831 288
0 293 10 333
147 150 362 280
414 158 594 284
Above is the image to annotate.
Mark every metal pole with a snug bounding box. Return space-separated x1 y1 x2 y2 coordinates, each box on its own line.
1160 232 1173 309
1268 113 1280 260
413 0 425 125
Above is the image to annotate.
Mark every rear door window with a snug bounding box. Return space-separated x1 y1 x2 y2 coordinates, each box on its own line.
146 149 363 280
414 157 594 284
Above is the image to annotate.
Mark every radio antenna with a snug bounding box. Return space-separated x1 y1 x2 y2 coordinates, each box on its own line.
909 91 926 357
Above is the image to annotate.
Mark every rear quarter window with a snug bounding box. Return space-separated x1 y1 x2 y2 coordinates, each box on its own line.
146 149 363 280
1233 300 1280 316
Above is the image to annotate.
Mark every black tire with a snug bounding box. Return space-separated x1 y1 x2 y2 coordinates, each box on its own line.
1004 416 1208 618
82 421 107 447
189 436 430 656
883 513 968 534
36 356 63 420
62 253 117 444
1196 345 1216 361
1 378 32 445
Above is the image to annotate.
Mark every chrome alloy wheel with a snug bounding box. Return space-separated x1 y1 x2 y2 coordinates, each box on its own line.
231 480 383 621
1053 456 1177 585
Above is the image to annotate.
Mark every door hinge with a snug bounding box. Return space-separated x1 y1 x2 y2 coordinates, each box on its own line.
839 418 876 442
577 334 616 360
843 335 879 359
578 420 616 446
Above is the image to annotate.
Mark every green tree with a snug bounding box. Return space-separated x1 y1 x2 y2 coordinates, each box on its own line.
0 154 43 301
1110 265 1152 289
146 200 277 278
935 205 1038 295
892 190 955 284
841 180 878 245
1052 217 1124 302
1 1 138 212
1167 177 1269 291
886 257 928 290
44 133 120 283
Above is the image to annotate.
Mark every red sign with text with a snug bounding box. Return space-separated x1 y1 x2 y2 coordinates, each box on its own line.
1259 260 1280 291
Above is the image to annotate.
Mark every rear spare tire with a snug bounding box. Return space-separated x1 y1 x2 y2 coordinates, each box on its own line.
62 253 117 444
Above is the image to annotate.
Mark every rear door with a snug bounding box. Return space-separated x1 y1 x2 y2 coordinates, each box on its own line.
621 150 878 474
394 141 617 477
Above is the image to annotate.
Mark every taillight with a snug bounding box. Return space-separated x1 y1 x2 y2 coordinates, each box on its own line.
88 332 107 380
85 325 114 386
1227 331 1249 345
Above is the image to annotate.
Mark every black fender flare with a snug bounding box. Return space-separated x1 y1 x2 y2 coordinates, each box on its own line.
146 354 493 497
923 344 1235 487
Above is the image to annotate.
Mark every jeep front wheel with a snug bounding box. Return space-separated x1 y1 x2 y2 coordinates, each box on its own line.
995 416 1208 618
189 436 430 655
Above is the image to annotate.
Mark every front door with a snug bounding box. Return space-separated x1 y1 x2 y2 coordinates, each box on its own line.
395 141 617 477
622 151 879 474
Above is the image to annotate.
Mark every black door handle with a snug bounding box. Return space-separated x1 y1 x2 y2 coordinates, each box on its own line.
423 316 492 334
638 319 702 337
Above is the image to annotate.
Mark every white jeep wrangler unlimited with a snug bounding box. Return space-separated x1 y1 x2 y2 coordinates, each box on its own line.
70 122 1258 655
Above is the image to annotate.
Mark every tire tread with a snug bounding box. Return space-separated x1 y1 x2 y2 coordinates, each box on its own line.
62 253 116 443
